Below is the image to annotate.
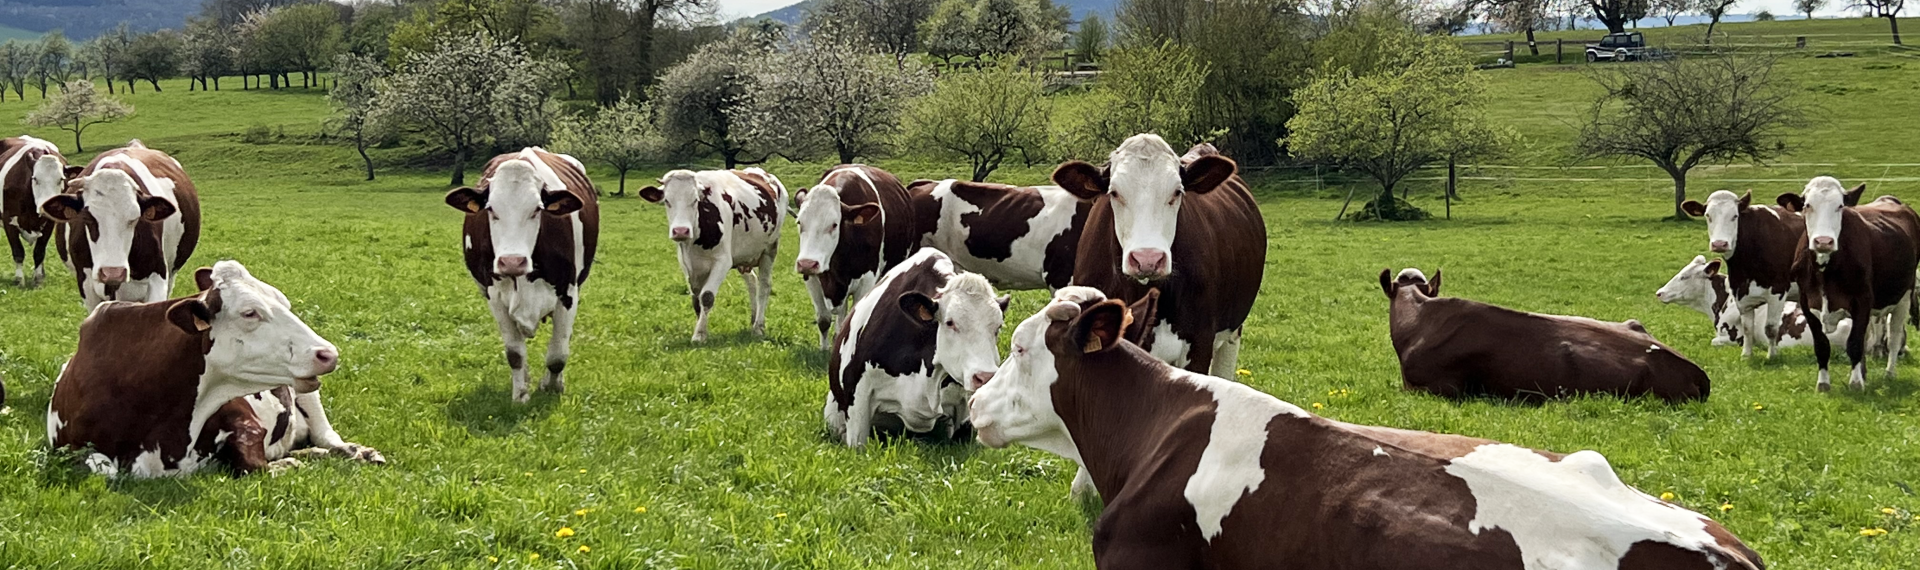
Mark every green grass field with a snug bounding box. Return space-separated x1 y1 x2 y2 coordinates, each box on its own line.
1 22 1918 568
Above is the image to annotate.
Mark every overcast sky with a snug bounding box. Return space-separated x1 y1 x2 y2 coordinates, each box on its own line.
718 0 799 19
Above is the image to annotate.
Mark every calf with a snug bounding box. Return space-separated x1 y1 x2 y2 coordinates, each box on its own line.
1052 136 1265 376
640 168 786 341
1778 177 1920 391
1681 190 1805 358
37 140 201 309
1384 268 1710 402
47 261 383 477
793 165 917 350
907 179 1088 291
824 248 1007 447
446 148 598 403
1657 254 1851 348
969 287 1763 570
1 135 74 287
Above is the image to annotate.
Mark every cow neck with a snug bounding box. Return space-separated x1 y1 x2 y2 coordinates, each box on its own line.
1051 342 1216 500
1727 207 1797 291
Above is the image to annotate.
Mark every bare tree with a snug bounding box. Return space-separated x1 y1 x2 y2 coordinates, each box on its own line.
1588 0 1649 32
743 38 933 164
22 80 133 152
369 32 565 185
1699 0 1740 42
804 0 934 67
1577 53 1807 219
1797 0 1826 19
1652 0 1691 25
328 54 384 181
1851 0 1905 45
1490 0 1552 55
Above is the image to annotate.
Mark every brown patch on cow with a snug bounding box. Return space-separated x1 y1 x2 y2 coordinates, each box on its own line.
695 188 724 249
827 254 948 414
729 170 784 231
1791 193 1920 381
49 297 209 472
809 166 917 312
949 181 1044 262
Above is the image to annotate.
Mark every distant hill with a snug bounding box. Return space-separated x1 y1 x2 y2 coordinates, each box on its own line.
0 23 41 43
0 0 199 40
751 0 1119 25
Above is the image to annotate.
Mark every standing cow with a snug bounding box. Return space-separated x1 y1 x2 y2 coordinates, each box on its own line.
793 165 918 350
1052 136 1265 376
1 135 73 287
824 248 1008 447
640 168 787 342
37 140 201 309
446 148 598 403
1680 190 1805 359
907 179 1088 291
968 287 1764 570
1657 255 1851 349
1778 177 1920 391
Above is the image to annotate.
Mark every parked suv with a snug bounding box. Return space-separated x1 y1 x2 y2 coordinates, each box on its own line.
1585 32 1647 62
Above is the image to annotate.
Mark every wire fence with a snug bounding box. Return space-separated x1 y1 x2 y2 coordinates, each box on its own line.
1461 33 1914 65
1243 162 1920 190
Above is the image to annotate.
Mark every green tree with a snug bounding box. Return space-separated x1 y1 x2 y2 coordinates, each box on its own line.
744 38 933 164
552 98 667 195
905 64 1051 182
23 80 133 152
649 28 779 168
1062 42 1210 160
369 32 565 185
182 17 236 91
254 3 345 89
328 54 385 181
126 30 184 92
1286 32 1514 220
1119 0 1311 164
0 41 31 102
1074 13 1110 61
1797 0 1826 19
1850 0 1905 45
918 0 1063 65
89 24 134 94
33 31 73 98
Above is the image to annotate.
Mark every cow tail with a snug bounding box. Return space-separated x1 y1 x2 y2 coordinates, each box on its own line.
1910 281 1919 331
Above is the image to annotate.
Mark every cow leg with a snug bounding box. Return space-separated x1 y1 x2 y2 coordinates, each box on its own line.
1887 295 1911 380
1071 465 1099 501
689 263 727 343
1809 305 1835 392
1183 329 1219 375
748 253 776 337
844 381 875 448
1846 302 1871 391
29 230 48 287
289 391 386 464
1763 297 1787 359
806 277 834 350
1208 328 1244 379
542 304 576 395
5 228 22 286
488 300 533 403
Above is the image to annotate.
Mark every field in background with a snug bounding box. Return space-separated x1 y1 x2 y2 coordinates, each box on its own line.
0 25 37 43
1 19 1918 568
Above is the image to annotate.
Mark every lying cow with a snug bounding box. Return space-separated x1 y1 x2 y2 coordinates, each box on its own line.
825 248 1007 447
1658 255 1851 349
1 135 72 287
640 168 787 342
907 179 1088 291
1778 177 1920 391
446 148 598 403
1681 190 1805 359
47 261 383 477
794 165 917 350
1053 137 1265 377
970 287 1762 570
1383 268 1710 402
38 140 201 309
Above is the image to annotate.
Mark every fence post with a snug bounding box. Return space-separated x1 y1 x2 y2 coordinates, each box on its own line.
1796 36 1807 49
1556 39 1563 64
1506 40 1515 62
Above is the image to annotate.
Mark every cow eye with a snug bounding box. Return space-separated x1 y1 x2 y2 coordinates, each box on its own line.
830 223 839 232
945 319 956 329
242 309 260 319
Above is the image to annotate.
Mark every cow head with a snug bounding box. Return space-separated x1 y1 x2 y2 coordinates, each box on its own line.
1681 190 1751 256
638 170 706 243
171 260 338 394
793 184 879 276
971 287 1155 455
899 272 1010 394
1778 176 1864 264
38 168 177 286
1378 268 1442 300
1655 255 1723 312
1053 134 1237 282
29 153 81 210
445 158 583 277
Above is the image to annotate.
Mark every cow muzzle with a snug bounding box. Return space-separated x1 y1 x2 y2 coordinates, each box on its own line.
296 347 338 393
1709 240 1730 254
796 259 822 275
1124 249 1170 280
670 226 692 241
96 266 128 285
1812 236 1836 253
496 255 531 276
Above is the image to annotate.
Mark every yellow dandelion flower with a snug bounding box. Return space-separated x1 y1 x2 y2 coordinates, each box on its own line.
1236 369 1251 377
487 556 498 563
635 506 648 513
1719 502 1733 513
1311 402 1324 409
775 512 788 519
1660 492 1675 501
575 508 592 516
524 472 533 477
1751 403 1763 411
1860 528 1888 537
529 553 541 561
578 469 588 474
1882 508 1897 515
578 545 591 553
555 527 576 538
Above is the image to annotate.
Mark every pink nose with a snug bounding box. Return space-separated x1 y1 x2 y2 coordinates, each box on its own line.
496 255 531 276
970 372 994 390
1710 240 1729 253
96 266 128 284
796 259 821 275
1813 236 1836 252
313 348 339 374
1125 250 1169 278
670 227 691 240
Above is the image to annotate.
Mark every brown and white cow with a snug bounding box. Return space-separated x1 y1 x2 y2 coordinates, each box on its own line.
1657 254 1852 349
639 168 787 342
793 165 918 350
1777 176 1920 391
1 135 74 287
37 140 201 309
907 179 1089 291
1384 268 1710 403
1052 136 1265 376
824 248 1008 447
970 287 1764 570
446 148 598 403
1681 190 1806 359
47 261 383 477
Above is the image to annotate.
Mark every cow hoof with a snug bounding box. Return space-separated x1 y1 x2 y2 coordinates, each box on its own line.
1816 381 1831 393
1851 378 1867 390
542 377 565 394
691 333 708 343
267 457 304 475
750 325 766 337
512 388 531 404
339 443 387 465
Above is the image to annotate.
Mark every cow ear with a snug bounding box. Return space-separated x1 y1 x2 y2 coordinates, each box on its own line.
1181 155 1236 194
1071 299 1129 354
445 187 486 213
638 186 664 203
39 194 84 222
1425 270 1442 297
192 267 214 292
997 294 1011 313
1052 161 1107 201
166 296 214 334
1738 190 1752 209
63 165 84 178
898 292 938 324
542 191 584 215
1845 183 1867 207
1776 193 1805 212
1379 268 1396 299
1680 200 1707 217
1705 259 1722 276
1123 289 1159 345
138 196 176 221
843 203 881 226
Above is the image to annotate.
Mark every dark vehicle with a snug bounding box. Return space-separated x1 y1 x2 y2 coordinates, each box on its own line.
1585 32 1648 62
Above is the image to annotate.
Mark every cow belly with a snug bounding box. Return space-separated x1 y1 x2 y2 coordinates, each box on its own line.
490 278 560 336
728 229 778 268
864 368 944 433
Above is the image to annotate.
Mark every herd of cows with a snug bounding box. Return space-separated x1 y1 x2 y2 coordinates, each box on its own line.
5 129 1917 568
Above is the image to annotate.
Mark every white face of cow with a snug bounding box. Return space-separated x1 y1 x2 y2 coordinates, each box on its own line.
1655 255 1721 312
174 261 339 393
639 170 704 243
1795 176 1859 261
922 273 1008 393
970 287 1107 457
30 154 73 208
793 185 879 276
38 169 176 285
1700 191 1745 256
444 158 584 277
1052 134 1237 282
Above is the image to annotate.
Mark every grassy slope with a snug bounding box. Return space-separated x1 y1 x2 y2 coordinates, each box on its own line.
1 29 1917 568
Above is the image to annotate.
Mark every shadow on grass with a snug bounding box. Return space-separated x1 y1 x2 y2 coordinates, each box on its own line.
1831 374 1919 409
786 343 831 373
660 329 772 352
445 382 561 437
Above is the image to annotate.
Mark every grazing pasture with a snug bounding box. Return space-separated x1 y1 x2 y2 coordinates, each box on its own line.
0 51 1918 568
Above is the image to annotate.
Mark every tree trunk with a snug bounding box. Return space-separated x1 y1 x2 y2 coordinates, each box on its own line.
106 80 115 94
1669 168 1689 219
616 170 627 196
1446 159 1456 220
451 145 467 187
214 76 221 91
1526 28 1540 56
1706 16 1721 44
1336 185 1358 221
148 78 161 92
358 134 374 181
1891 15 1904 46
